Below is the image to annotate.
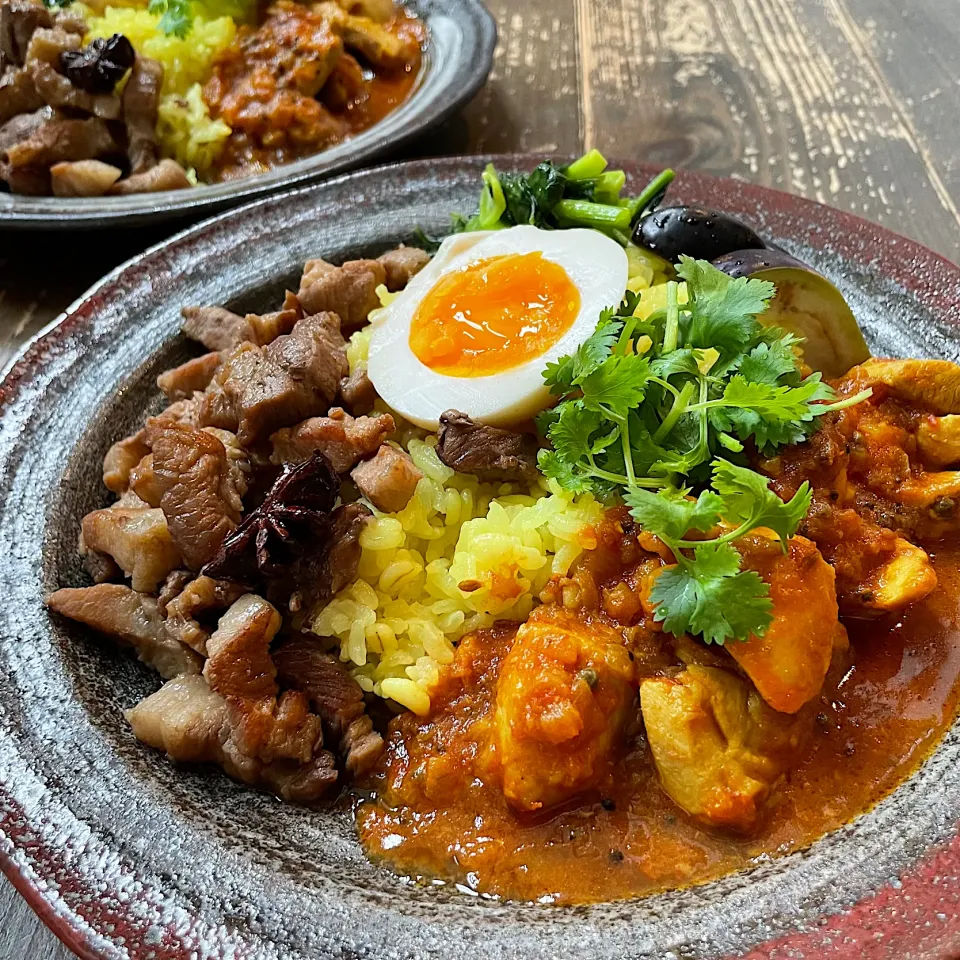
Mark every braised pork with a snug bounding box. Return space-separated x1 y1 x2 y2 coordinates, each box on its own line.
269 407 394 472
377 244 430 291
121 54 162 174
157 352 222 402
436 410 541 484
350 443 421 512
297 257 385 329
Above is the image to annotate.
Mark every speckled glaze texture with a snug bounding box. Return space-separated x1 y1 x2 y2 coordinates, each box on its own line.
0 0 496 230
2 158 960 960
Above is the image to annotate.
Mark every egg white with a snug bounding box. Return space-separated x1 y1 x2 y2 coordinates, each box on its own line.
366 225 629 429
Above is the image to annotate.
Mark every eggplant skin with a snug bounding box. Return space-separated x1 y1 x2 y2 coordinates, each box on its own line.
712 248 871 378
633 206 766 263
712 248 810 279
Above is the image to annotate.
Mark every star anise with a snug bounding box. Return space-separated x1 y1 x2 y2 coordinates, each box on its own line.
203 453 340 583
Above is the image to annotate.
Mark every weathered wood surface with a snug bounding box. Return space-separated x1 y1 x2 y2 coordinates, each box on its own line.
0 0 958 955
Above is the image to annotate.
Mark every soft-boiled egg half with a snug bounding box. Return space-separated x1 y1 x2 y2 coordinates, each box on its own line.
366 225 629 429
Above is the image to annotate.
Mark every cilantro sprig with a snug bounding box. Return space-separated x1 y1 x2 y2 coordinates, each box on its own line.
539 256 871 644
148 0 194 38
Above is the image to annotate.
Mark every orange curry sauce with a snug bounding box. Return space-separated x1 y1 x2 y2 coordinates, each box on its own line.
357 533 960 904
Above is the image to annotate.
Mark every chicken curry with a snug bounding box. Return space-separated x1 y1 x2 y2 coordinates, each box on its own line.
358 359 960 903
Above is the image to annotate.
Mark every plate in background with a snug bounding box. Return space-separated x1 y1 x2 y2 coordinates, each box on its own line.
0 0 495 230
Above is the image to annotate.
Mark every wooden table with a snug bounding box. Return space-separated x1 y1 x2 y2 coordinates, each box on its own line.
1 0 958 954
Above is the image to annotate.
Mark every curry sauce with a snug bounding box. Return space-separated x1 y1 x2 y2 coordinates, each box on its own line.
358 546 960 904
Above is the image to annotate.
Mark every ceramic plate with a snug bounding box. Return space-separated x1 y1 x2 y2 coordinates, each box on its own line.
0 0 495 230
2 157 960 960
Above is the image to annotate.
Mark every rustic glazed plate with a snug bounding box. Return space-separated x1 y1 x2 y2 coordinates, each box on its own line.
3 157 960 960
0 0 495 230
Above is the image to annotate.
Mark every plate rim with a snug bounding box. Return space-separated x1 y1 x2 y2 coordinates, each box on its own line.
3 155 960 960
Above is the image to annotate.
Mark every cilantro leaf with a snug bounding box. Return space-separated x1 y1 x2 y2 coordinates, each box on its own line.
625 485 723 542
537 450 593 493
710 460 811 544
651 543 774 644
578 354 650 416
548 402 605 464
677 256 775 357
148 0 193 37
737 339 799 384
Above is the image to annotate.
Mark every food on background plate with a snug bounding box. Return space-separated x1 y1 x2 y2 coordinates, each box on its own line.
0 0 423 196
47 153 960 903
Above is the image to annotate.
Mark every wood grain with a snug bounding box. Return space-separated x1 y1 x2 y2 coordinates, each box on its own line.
1 0 960 955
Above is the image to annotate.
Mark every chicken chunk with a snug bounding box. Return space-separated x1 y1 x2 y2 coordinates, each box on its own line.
858 358 960 415
297 257 385 330
640 665 808 832
727 533 840 714
494 605 636 812
81 504 181 593
350 443 421 512
269 407 394 471
917 414 960 469
46 583 202 679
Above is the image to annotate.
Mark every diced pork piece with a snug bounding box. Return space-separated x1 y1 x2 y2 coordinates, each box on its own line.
4 114 116 167
436 410 541 484
858 359 960 415
151 394 204 428
27 48 121 118
121 55 163 174
495 605 637 812
125 674 339 803
81 545 120 583
0 1 53 67
53 9 86 35
157 569 193 616
297 257 385 330
377 244 430 291
0 71 42 126
181 306 253 352
81 504 182 593
726 533 840 714
201 312 348 446
157 352 221 402
0 103 49 152
350 444 421 512
128 453 163 506
640 664 808 833
109 157 190 194
126 674 228 763
338 367 375 414
146 420 250 571
180 295 301 353
270 407 394 472
163 574 247 654
203 594 323 764
272 500 371 628
47 583 202 679
50 158 121 196
917 414 960 469
274 636 384 777
103 432 150 494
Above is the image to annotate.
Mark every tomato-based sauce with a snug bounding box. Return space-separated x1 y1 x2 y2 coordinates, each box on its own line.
357 546 960 904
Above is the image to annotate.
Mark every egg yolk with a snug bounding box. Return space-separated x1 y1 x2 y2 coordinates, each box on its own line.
408 252 581 377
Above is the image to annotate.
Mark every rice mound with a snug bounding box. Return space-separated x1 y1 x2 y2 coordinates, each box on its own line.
312 438 603 716
83 6 235 175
